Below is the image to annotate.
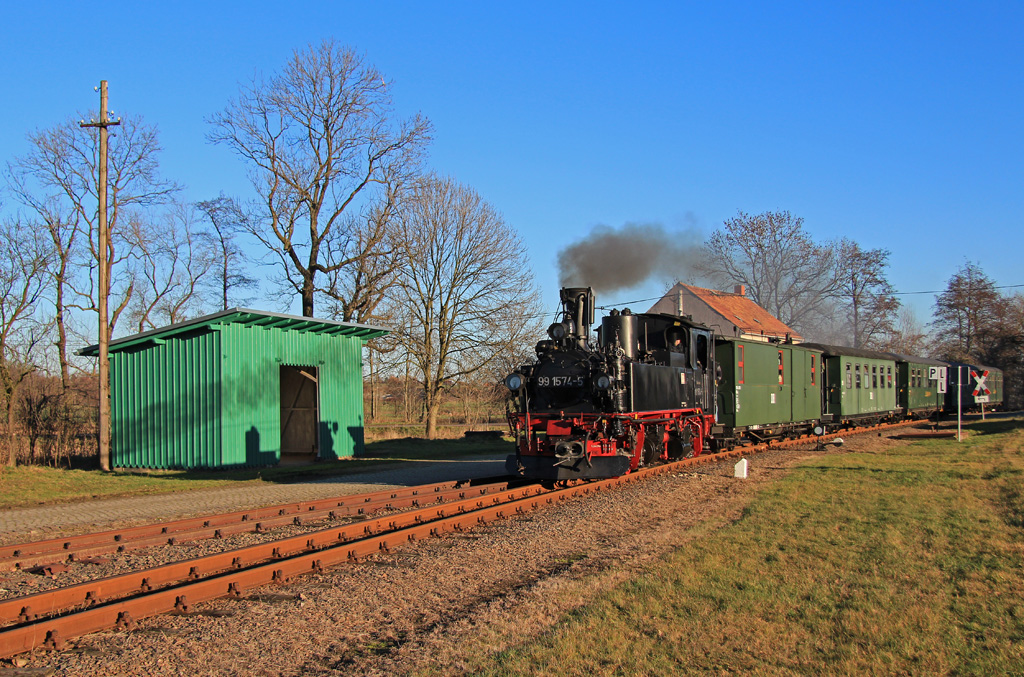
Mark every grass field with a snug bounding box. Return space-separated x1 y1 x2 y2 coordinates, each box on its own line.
0 437 511 510
476 418 1024 675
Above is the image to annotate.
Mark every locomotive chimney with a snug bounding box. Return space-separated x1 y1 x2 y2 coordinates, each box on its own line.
555 287 595 348
734 284 746 296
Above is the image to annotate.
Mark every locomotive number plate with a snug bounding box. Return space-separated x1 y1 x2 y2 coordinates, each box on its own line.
537 375 585 387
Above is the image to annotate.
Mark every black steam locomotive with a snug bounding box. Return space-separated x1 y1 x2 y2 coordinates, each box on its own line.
504 287 717 481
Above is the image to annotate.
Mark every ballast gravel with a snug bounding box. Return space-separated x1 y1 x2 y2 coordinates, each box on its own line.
1 434 912 676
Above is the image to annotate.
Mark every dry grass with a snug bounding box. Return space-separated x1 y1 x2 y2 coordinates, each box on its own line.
473 419 1024 675
0 437 511 510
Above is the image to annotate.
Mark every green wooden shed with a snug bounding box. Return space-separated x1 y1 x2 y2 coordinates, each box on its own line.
80 309 387 469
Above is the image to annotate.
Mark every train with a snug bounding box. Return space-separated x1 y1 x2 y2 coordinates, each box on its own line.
504 287 1003 482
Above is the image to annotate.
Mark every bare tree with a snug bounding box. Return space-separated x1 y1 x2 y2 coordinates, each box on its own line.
7 114 177 350
699 211 841 335
932 261 1000 362
983 293 1024 409
208 40 432 317
836 240 900 348
320 170 406 324
318 173 411 421
2 185 77 390
882 306 932 356
196 194 257 310
393 175 542 438
0 219 51 466
127 202 217 331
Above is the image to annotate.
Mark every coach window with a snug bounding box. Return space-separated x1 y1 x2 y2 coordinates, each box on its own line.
810 355 816 385
872 365 878 388
778 351 784 385
738 345 745 384
846 363 853 389
888 366 893 388
856 364 862 389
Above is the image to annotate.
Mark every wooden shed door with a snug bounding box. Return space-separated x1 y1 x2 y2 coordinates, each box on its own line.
280 366 319 463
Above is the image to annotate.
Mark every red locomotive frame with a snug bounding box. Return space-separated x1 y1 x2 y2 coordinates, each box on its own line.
508 408 716 479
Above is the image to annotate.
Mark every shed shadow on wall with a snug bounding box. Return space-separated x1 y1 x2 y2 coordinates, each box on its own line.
348 425 365 457
319 421 338 460
245 426 278 466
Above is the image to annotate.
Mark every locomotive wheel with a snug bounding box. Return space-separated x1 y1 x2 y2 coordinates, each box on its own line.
642 425 665 465
666 428 694 460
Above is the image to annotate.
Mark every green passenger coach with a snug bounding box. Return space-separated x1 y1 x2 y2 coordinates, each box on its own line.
800 344 898 424
714 338 823 444
884 353 947 418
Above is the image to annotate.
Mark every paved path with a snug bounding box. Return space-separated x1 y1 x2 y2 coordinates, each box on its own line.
0 455 508 544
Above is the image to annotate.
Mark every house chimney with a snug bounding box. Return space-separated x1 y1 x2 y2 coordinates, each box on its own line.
734 284 745 296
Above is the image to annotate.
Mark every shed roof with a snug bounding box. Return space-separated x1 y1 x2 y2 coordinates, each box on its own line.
79 308 389 356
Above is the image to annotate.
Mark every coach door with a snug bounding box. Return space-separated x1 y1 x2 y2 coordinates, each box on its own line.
279 365 320 464
790 350 820 423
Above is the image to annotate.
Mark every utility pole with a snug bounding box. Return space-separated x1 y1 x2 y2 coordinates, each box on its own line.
81 81 120 471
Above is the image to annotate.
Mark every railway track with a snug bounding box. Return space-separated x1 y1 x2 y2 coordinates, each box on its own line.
0 419 915 659
0 475 514 573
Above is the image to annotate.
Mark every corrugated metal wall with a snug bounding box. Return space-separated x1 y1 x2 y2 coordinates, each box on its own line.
219 323 366 466
111 330 223 468
110 321 367 469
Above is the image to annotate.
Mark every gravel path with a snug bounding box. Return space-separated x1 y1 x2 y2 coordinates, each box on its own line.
0 456 507 546
0 435 910 676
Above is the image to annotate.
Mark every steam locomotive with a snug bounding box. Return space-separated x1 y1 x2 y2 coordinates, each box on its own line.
504 287 717 481
504 286 1005 482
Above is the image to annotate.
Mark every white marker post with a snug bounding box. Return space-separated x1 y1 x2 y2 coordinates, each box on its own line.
734 458 748 478
957 366 962 442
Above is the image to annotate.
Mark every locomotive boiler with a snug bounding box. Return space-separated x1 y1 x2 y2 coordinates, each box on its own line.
504 287 717 481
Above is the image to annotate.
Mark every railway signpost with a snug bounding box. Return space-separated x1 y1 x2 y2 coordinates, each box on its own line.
971 369 990 402
972 369 990 420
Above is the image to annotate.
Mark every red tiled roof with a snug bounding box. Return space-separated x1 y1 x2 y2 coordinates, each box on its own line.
653 284 801 340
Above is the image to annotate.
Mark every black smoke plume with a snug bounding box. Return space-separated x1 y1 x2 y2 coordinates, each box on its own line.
557 222 704 295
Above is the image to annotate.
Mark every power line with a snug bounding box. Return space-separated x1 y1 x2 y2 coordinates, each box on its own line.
893 283 1024 295
521 282 1024 323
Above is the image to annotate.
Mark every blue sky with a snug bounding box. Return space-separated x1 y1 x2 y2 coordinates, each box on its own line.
2 2 1021 323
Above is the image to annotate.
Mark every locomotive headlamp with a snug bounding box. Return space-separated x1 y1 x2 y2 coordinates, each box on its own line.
547 322 570 340
595 374 612 390
505 373 523 391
